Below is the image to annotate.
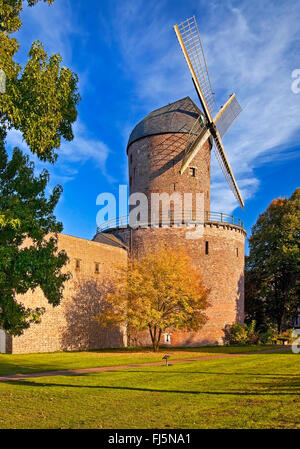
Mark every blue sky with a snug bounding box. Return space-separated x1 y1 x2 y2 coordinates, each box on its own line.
6 0 300 250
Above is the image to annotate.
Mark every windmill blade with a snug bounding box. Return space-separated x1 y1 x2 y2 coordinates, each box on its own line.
180 127 211 174
181 94 242 174
214 94 242 138
174 16 215 122
211 128 244 209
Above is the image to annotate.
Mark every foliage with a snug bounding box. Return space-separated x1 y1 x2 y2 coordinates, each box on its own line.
277 328 294 343
0 0 80 162
223 320 259 345
245 189 300 332
258 325 278 345
0 1 78 334
0 143 70 334
96 248 210 352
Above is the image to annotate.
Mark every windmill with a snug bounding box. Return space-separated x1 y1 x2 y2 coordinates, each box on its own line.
174 16 244 209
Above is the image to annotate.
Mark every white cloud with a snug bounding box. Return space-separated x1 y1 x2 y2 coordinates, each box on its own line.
6 119 112 185
19 0 75 64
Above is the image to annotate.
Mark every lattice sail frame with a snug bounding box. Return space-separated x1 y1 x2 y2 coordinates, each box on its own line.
176 16 216 117
174 16 244 209
215 95 242 138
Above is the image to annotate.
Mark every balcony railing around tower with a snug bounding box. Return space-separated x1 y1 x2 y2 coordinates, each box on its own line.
96 211 244 233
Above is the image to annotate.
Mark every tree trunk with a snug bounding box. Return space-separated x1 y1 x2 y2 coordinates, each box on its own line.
149 325 162 352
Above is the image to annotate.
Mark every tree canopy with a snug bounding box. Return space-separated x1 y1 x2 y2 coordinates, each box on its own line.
245 188 300 332
96 248 210 351
0 142 70 334
0 0 80 162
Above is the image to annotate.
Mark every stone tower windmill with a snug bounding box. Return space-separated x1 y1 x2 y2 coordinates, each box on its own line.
94 17 246 345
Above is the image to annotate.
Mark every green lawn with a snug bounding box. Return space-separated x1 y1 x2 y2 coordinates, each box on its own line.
0 352 299 429
0 345 275 376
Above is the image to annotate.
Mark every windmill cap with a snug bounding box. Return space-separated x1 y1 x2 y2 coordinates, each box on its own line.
127 96 205 152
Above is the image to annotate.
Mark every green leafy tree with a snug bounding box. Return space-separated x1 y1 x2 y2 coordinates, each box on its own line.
245 189 300 332
0 142 70 334
0 0 80 162
96 248 210 352
0 1 80 334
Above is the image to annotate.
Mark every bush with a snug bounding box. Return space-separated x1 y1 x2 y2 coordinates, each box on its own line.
223 320 259 345
223 322 248 345
278 329 294 343
258 326 278 344
224 321 295 346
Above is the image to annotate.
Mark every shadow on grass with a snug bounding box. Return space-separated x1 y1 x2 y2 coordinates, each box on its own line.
3 376 300 396
0 346 291 377
109 370 300 378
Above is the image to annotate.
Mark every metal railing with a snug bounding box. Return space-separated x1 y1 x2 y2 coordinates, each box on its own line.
96 211 244 233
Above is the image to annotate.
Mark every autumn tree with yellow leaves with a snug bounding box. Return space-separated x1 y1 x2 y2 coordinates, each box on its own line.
96 248 210 352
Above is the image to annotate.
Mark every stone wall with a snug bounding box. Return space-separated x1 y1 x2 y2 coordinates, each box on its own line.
9 233 127 354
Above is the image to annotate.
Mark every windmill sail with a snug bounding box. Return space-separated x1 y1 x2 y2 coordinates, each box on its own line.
212 129 244 208
214 94 242 138
174 16 244 209
180 94 242 174
180 128 211 175
174 16 215 121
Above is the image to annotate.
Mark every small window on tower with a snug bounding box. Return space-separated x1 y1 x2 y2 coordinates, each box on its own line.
236 248 239 257
164 333 171 344
130 154 133 164
95 262 100 274
129 176 132 186
205 241 209 255
189 167 196 177
75 259 81 270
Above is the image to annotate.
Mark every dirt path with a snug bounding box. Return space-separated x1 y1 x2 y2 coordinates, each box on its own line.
0 346 290 382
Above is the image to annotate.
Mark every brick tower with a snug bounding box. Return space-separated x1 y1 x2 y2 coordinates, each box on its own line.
94 96 246 346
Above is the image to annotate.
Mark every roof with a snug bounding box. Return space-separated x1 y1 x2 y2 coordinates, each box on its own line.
92 232 127 250
127 96 204 150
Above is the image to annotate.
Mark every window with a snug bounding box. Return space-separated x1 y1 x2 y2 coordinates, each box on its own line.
164 333 171 344
189 167 196 177
236 248 239 257
129 176 132 186
95 262 100 274
130 154 133 164
75 259 81 270
205 241 209 255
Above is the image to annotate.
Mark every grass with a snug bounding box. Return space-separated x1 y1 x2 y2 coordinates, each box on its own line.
0 345 275 376
0 352 299 429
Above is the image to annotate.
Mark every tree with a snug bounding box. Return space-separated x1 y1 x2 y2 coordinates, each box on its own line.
0 1 80 334
245 189 300 332
0 143 70 334
0 0 80 162
96 248 210 352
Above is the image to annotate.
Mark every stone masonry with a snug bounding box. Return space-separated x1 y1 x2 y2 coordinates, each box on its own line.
5 234 127 354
